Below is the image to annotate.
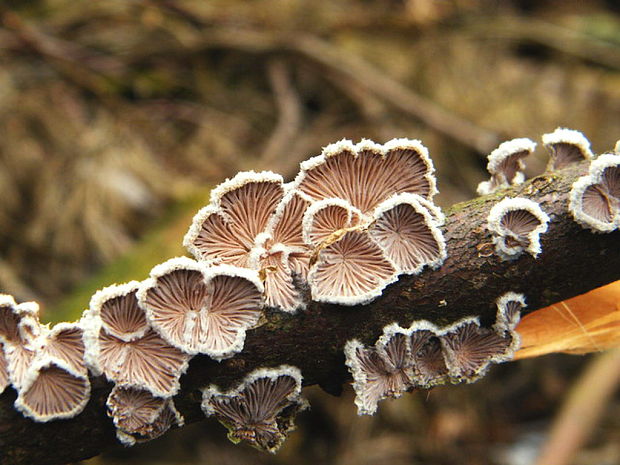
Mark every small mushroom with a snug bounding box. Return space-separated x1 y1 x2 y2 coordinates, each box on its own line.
407 320 449 388
246 189 314 312
294 138 437 215
138 257 264 359
494 292 526 334
345 324 418 415
107 384 183 446
202 365 307 453
369 193 447 274
569 153 620 232
0 295 42 391
439 317 513 383
35 322 88 377
542 128 593 170
14 358 90 422
86 281 149 342
308 230 397 305
85 282 191 396
487 197 550 260
477 138 537 195
248 238 304 312
184 171 285 267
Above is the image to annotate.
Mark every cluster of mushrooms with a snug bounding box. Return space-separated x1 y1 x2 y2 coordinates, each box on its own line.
0 128 618 452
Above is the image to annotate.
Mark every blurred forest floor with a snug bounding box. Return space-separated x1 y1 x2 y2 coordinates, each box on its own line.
0 0 619 464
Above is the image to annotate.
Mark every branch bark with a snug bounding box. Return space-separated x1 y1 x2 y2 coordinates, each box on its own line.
1 162 619 465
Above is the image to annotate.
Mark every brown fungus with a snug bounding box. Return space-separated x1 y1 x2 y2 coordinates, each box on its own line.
308 230 398 305
345 324 418 415
184 171 285 267
14 358 90 422
439 316 517 383
138 257 264 359
542 128 593 170
0 295 42 391
106 385 183 446
487 198 550 260
293 138 437 215
477 138 536 195
569 154 620 232
84 282 191 397
369 193 446 274
201 365 307 453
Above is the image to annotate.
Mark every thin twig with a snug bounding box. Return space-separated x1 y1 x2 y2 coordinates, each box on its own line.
534 348 620 465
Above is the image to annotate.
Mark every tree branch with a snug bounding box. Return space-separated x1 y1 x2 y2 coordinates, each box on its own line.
1 162 618 465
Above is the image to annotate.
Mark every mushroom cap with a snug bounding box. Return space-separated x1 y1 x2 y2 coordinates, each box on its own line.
263 188 312 250
376 323 414 373
308 230 397 305
86 281 149 342
494 292 526 333
0 295 41 347
344 337 414 416
107 385 183 446
476 138 536 195
248 239 304 313
202 365 306 453
302 198 365 247
487 138 536 178
184 171 285 266
14 358 90 422
0 296 43 390
542 127 593 170
36 322 87 377
569 154 620 232
439 317 513 382
369 193 447 274
96 328 190 397
487 197 550 259
294 138 437 215
138 257 264 358
399 320 448 387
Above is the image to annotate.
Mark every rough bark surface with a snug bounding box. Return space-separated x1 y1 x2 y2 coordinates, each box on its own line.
1 162 618 465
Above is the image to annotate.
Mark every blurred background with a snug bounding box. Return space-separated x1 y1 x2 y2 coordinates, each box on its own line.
0 0 619 464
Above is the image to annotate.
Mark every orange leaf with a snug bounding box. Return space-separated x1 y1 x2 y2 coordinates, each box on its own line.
514 281 620 360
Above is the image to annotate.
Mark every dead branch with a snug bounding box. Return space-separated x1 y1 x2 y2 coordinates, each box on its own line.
1 161 618 465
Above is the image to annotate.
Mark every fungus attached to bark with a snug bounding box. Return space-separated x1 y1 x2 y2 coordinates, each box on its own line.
36 322 87 377
14 358 90 422
308 230 397 305
0 295 42 391
487 197 550 260
107 385 183 446
494 292 526 334
369 193 446 273
569 153 620 232
345 324 418 415
477 138 537 195
439 317 515 383
542 127 593 170
138 257 264 359
407 321 449 388
202 365 307 453
294 138 436 215
87 281 149 341
248 190 313 312
84 282 190 396
184 171 285 267
268 192 314 279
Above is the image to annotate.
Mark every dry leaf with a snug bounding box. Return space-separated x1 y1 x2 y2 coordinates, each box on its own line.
515 281 620 359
